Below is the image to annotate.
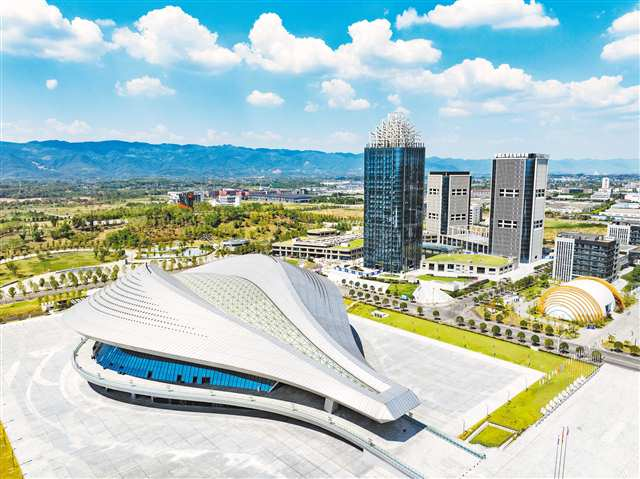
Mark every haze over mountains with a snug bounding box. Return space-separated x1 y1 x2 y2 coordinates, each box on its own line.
1 141 637 180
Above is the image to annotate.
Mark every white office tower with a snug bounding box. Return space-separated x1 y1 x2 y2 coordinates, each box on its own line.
553 235 575 282
470 203 483 225
602 177 610 190
607 223 630 245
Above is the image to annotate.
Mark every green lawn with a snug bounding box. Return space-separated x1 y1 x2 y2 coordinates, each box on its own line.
543 218 607 243
470 425 513 447
426 253 509 268
334 238 364 250
417 274 470 283
1 421 23 479
347 302 596 440
1 252 108 286
386 283 419 298
0 299 43 322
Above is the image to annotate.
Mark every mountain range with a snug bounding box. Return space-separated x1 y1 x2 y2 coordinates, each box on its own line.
0 140 637 180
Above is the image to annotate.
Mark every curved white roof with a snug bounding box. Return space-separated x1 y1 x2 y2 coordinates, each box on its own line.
565 279 615 315
64 254 419 422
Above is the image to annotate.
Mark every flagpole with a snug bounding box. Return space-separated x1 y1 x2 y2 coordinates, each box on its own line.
553 431 560 479
561 426 570 479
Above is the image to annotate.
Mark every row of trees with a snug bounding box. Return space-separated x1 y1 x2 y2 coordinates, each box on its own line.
1 265 120 300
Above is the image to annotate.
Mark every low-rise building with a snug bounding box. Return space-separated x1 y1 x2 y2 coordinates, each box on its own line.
247 190 313 203
421 253 513 276
553 232 619 282
272 232 364 261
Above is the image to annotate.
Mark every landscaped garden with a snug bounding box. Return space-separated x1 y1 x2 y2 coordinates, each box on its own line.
1 251 111 286
417 274 470 283
469 425 514 447
427 253 509 268
347 302 596 444
0 298 44 323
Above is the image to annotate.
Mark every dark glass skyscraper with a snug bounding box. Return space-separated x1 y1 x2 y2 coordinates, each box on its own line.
364 113 425 273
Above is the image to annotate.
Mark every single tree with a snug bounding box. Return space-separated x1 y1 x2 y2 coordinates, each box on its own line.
468 319 476 329
520 319 529 329
491 325 501 336
505 328 513 339
575 345 585 358
456 315 464 326
559 342 569 354
545 324 554 336
592 350 603 362
8 287 16 298
496 313 504 324
613 341 623 352
531 334 540 346
544 338 554 349
480 322 488 333
417 306 424 316
517 331 526 342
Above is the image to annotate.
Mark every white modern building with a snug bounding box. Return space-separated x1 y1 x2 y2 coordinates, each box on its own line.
607 222 631 245
65 255 419 427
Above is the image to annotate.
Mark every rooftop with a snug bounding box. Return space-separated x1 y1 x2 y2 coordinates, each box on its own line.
426 253 510 267
368 112 423 148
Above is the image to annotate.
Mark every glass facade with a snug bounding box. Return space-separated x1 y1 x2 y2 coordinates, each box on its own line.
363 146 425 272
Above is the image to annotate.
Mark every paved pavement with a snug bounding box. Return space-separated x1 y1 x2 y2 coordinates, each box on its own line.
1 315 399 478
474 364 640 478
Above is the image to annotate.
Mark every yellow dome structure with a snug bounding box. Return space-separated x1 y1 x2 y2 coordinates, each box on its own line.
538 276 624 323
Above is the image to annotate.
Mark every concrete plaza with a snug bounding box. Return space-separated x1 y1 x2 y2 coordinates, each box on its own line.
2 312 638 478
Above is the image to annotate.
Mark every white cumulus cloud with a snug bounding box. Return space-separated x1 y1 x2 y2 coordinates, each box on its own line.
601 10 640 62
396 0 559 30
304 102 319 113
246 90 284 107
45 79 58 90
393 58 638 118
112 6 239 71
115 76 176 97
321 79 370 110
0 0 114 61
235 13 440 77
45 118 91 136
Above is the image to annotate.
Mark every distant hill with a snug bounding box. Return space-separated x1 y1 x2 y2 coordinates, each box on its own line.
0 140 636 180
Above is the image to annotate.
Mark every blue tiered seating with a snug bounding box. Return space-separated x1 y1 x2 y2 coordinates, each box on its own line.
95 344 274 393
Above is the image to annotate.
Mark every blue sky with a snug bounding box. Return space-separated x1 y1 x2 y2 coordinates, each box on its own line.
2 0 639 159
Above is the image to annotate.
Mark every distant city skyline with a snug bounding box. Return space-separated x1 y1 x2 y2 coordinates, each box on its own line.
2 0 639 159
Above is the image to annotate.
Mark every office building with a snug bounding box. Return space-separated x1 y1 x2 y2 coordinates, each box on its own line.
65 255 419 428
489 153 549 264
167 191 204 207
364 113 425 272
424 171 471 240
608 221 640 245
470 203 483 225
552 232 619 282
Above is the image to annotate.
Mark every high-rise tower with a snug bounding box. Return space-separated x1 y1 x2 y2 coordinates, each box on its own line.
425 171 471 240
489 153 548 264
364 113 425 272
